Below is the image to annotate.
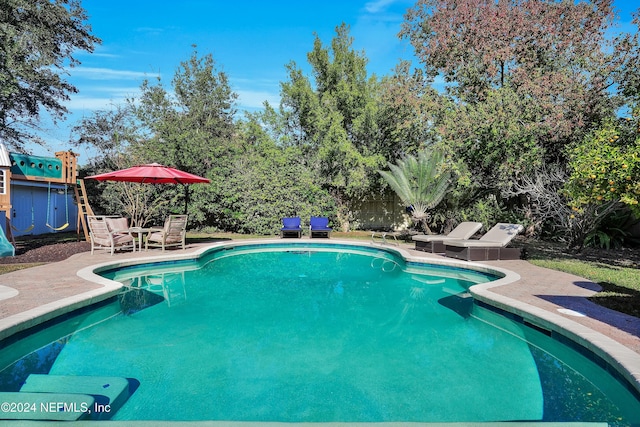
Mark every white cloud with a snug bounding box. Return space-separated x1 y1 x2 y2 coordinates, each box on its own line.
83 85 141 95
232 77 280 87
236 89 281 110
90 53 121 59
230 76 281 110
65 87 280 113
74 45 121 59
364 0 397 14
70 67 160 80
64 96 127 111
134 26 167 36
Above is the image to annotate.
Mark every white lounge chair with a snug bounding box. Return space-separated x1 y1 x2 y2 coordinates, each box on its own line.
88 215 135 255
412 221 483 253
444 223 524 261
145 214 188 251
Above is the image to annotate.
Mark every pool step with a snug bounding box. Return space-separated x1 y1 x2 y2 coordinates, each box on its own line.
20 374 132 419
0 391 94 421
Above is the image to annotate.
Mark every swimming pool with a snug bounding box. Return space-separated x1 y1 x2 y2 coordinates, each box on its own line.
1 242 640 424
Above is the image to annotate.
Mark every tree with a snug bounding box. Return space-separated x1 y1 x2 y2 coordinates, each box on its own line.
0 0 100 150
503 112 640 249
133 49 237 178
401 0 629 163
565 115 640 215
398 0 640 239
437 86 545 191
130 49 239 227
71 104 140 167
279 23 385 230
71 105 164 224
616 10 640 104
377 61 443 160
214 116 336 234
378 149 451 232
72 50 239 228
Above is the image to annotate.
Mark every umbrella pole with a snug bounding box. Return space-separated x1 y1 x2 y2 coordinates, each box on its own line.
183 184 189 215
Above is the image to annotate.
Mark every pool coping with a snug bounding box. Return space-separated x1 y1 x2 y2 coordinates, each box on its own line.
0 277 121 343
1 238 640 403
469 275 640 397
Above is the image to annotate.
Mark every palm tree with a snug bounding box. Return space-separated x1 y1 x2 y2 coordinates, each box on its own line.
379 149 451 233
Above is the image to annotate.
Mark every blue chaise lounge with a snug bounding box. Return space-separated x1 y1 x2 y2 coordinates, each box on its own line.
281 217 303 238
310 216 332 238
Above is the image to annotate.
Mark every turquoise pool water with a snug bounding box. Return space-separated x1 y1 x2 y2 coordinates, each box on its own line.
1 244 640 423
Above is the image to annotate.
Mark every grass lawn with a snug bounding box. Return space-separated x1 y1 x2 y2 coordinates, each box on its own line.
529 259 640 318
527 246 640 319
0 263 44 275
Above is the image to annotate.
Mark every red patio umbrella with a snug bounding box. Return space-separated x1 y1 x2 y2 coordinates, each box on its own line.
85 163 210 184
85 163 210 213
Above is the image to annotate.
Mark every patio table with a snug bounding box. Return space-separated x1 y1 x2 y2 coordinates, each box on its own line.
128 227 152 252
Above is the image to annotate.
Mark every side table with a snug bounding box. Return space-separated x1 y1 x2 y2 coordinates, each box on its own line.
129 227 152 252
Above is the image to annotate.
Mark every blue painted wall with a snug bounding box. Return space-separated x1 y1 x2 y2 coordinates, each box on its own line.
8 181 77 237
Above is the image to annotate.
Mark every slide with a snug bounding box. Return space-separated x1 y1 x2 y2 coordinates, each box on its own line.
0 223 15 257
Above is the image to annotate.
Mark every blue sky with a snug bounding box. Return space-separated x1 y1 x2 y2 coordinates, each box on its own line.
34 0 638 160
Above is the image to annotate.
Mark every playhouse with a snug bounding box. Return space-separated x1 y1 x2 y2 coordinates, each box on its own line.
0 145 81 256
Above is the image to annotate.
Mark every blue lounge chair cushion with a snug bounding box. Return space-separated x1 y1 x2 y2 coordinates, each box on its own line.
310 216 332 231
281 217 302 231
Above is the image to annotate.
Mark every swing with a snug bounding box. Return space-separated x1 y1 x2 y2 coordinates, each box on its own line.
46 182 70 231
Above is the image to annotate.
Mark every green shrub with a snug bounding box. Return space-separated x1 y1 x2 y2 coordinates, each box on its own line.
189 143 336 235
